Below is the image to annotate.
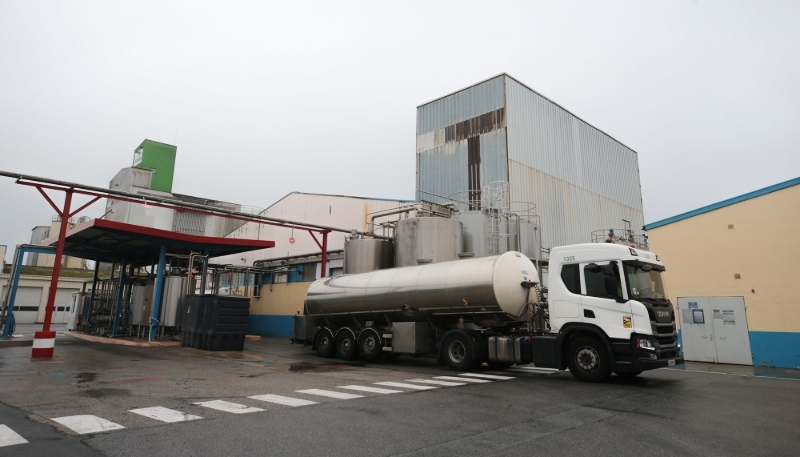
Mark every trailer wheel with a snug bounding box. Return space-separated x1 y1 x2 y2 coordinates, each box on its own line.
359 332 382 362
443 333 475 371
335 331 358 361
315 329 335 358
566 336 611 383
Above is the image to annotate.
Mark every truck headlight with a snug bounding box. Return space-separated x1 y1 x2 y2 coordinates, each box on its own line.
638 338 656 350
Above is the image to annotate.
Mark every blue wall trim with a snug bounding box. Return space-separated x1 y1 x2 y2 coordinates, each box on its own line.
248 315 295 339
645 176 800 230
750 331 800 369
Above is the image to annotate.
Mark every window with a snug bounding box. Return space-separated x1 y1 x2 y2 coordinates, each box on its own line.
561 264 581 294
584 262 624 300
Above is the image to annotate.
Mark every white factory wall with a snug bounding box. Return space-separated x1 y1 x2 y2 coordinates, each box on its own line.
216 192 414 266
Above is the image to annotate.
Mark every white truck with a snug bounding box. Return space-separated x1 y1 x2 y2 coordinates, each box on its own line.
297 242 683 382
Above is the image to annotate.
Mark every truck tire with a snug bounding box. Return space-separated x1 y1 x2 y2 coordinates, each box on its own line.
566 336 611 383
335 331 358 361
359 332 382 362
442 332 476 371
315 329 335 358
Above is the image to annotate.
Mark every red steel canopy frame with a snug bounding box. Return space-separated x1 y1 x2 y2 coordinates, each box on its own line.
0 170 379 357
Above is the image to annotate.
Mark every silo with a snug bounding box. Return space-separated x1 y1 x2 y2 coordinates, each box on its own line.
343 238 393 274
394 217 462 267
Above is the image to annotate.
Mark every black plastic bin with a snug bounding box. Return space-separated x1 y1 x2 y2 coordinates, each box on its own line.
180 295 250 351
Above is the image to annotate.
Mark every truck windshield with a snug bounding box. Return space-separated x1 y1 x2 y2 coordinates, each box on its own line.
623 263 667 300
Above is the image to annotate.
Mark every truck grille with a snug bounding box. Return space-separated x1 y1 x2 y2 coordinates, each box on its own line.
650 321 677 351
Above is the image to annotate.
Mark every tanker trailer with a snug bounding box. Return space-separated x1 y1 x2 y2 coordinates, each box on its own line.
299 243 684 383
302 251 540 370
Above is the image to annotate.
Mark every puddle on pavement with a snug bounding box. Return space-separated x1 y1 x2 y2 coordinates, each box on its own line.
75 372 97 383
289 361 363 372
76 388 131 398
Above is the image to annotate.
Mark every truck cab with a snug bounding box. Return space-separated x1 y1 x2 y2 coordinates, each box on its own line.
545 243 683 381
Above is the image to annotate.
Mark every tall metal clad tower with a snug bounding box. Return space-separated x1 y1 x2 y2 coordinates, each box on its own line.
416 74 645 250
133 139 177 193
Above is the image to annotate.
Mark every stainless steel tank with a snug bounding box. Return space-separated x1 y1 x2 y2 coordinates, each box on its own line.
344 238 392 274
395 217 462 267
305 251 538 326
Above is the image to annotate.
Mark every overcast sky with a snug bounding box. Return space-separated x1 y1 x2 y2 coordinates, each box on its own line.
1 1 798 262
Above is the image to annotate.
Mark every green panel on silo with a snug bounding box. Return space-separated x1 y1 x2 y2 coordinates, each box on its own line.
132 139 177 193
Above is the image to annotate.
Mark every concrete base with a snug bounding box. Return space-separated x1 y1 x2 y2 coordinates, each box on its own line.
64 331 182 347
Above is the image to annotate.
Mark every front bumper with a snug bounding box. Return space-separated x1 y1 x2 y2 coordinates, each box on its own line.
630 352 684 370
613 332 684 372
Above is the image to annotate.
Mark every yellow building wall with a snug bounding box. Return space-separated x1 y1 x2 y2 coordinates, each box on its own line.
249 282 311 316
647 184 800 333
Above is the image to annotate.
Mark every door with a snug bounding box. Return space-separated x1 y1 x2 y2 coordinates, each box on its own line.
53 289 74 324
710 297 752 365
11 286 43 324
677 297 717 362
678 296 752 366
580 261 632 340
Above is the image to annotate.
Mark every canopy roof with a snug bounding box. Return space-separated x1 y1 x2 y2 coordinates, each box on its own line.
42 219 274 265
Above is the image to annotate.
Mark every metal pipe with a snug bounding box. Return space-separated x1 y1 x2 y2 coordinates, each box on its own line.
0 169 381 238
111 259 127 336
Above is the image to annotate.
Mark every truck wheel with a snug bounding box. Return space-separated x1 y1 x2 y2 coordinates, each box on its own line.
315 329 335 358
359 332 382 362
443 333 475 371
567 336 611 383
335 331 358 361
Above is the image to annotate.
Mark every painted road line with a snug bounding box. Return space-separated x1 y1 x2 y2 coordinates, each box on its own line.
433 376 491 383
51 415 125 435
129 407 202 423
193 400 264 414
374 382 438 390
296 389 364 400
249 394 318 407
458 373 515 380
0 424 28 448
337 385 403 394
405 378 466 387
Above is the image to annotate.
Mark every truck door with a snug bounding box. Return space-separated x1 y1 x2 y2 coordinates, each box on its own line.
580 261 632 340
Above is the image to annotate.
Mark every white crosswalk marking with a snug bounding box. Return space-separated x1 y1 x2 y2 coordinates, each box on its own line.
51 415 125 435
458 373 515 380
374 382 438 390
0 424 28 448
129 407 201 423
249 394 318 407
433 376 491 383
405 378 466 386
508 366 559 374
296 389 364 399
193 400 264 414
337 385 402 394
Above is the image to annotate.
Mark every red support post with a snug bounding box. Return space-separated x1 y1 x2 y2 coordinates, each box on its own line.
320 230 329 278
33 189 73 358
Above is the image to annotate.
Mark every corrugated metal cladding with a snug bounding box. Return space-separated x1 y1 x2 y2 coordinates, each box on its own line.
215 193 414 266
416 74 645 250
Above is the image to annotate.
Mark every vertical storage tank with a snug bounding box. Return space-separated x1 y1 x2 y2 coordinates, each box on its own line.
394 217 462 267
343 238 393 274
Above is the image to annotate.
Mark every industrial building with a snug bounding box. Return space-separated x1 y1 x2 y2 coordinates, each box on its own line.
26 217 87 268
106 139 243 237
416 74 644 251
645 177 800 369
0 266 88 324
219 74 649 339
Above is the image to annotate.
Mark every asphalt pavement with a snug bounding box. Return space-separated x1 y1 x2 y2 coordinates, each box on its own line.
1 335 799 456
